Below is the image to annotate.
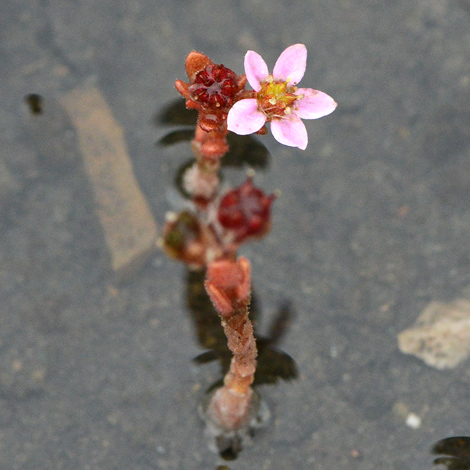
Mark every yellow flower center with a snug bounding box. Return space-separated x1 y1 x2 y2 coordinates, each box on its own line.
256 75 300 119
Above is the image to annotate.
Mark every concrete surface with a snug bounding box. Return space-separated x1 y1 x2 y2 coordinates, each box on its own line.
1 0 470 468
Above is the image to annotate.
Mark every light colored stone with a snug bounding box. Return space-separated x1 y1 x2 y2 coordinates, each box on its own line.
60 87 158 282
398 299 470 369
405 412 422 429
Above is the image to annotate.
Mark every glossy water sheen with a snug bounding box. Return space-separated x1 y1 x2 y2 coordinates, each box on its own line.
1 0 470 469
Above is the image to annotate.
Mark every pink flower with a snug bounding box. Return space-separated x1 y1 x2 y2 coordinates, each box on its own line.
227 44 337 150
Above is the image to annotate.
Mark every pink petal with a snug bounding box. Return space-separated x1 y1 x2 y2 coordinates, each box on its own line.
273 44 307 86
294 88 337 119
227 99 266 135
270 115 308 150
244 51 269 92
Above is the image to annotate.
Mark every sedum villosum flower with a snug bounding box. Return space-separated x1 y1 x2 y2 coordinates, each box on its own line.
227 44 337 150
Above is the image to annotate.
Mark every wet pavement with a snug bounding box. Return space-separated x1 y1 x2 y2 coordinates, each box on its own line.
2 0 470 468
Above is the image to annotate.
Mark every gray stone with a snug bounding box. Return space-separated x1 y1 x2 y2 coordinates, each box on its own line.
398 299 470 369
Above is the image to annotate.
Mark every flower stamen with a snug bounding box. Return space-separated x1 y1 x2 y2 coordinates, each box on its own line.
256 75 299 120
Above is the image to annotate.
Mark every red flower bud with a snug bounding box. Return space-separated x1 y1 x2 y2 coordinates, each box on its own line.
218 178 276 243
189 64 239 109
175 52 247 133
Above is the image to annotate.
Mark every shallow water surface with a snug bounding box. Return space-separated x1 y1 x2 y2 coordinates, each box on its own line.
1 0 470 468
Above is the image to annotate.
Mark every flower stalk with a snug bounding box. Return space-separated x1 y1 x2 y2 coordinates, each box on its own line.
161 44 336 455
204 257 258 432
